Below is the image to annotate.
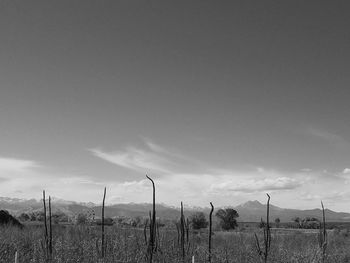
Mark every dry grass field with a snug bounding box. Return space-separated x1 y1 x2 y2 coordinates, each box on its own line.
1 224 350 263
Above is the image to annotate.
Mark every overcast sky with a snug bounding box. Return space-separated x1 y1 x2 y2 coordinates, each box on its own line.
1 0 350 211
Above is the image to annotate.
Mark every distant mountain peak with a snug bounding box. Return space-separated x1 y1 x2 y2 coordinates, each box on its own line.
239 200 264 208
237 200 284 211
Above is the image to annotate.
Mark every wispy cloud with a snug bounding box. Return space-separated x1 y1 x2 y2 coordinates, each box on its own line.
301 168 312 172
89 139 199 175
142 137 168 154
300 191 350 203
89 147 174 174
306 127 346 143
0 157 40 172
300 193 322 201
209 177 301 193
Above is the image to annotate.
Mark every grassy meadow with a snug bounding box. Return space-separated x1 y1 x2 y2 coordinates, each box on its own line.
1 223 350 263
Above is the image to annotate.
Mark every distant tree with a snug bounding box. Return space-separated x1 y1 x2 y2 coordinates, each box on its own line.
116 216 125 225
0 210 23 228
18 213 30 222
215 208 239 230
52 212 68 224
274 217 280 228
35 211 45 222
86 209 95 224
292 217 302 228
133 216 142 227
304 221 319 229
301 217 320 229
190 212 208 230
29 212 36 221
76 213 87 225
291 216 320 229
156 219 165 228
96 217 114 226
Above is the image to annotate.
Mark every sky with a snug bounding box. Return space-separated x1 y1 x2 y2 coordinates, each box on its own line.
0 0 350 211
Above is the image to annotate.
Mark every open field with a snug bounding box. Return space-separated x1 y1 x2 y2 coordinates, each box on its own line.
1 224 350 263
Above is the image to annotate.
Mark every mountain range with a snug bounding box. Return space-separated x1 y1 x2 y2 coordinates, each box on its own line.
1 197 350 222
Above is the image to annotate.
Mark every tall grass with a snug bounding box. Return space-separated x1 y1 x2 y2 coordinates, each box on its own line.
1 224 350 263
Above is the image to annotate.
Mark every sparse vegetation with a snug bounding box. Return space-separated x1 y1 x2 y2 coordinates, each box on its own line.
293 216 321 229
1 222 350 262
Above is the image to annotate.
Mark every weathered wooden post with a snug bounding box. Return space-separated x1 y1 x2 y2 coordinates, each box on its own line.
101 187 106 259
209 202 214 263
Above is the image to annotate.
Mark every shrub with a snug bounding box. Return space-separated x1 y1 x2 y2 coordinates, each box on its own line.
190 212 208 230
18 213 30 222
215 208 239 230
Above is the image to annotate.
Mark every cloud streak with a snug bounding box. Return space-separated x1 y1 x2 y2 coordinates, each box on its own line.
89 138 201 175
210 177 301 193
0 157 40 173
306 127 347 144
300 191 350 203
89 147 174 174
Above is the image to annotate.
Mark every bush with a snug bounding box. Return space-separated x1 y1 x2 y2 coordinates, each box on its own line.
190 212 208 230
215 208 239 230
18 213 30 222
